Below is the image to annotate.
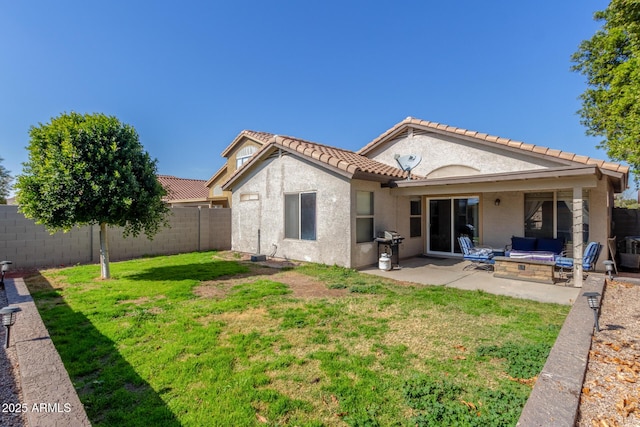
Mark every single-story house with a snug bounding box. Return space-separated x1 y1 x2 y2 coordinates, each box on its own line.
221 117 628 279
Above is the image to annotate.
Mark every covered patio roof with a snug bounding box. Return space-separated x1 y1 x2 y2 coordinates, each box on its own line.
390 165 626 195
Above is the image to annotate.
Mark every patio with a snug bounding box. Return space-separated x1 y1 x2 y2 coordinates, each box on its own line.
360 256 582 305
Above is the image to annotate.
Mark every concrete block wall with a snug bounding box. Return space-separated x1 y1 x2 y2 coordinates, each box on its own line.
0 205 231 269
206 208 231 250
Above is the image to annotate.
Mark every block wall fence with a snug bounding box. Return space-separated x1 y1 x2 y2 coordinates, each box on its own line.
0 205 231 269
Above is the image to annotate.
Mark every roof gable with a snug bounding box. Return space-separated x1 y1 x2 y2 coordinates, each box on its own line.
220 130 275 157
359 117 628 175
222 135 412 190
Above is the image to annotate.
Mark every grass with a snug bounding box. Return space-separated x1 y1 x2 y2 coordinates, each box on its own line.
26 252 570 426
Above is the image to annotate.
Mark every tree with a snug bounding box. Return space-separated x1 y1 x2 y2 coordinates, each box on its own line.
571 0 640 182
15 112 169 279
0 157 11 204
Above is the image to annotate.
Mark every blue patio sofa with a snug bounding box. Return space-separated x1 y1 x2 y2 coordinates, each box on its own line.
507 236 565 260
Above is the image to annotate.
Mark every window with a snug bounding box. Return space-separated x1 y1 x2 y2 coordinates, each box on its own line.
524 191 589 243
240 193 259 202
236 146 257 168
285 192 316 240
410 199 421 238
356 191 374 243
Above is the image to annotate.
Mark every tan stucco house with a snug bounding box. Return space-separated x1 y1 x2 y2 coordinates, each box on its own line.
205 130 274 208
221 117 628 277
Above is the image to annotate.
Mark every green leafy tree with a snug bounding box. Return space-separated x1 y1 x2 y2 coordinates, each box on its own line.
572 0 640 182
0 157 11 204
15 112 169 278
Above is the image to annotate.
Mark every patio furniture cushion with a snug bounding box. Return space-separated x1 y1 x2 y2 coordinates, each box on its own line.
536 238 564 255
508 250 557 262
555 241 602 271
511 236 537 251
510 236 564 255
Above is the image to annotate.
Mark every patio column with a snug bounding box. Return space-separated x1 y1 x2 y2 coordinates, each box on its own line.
572 186 584 286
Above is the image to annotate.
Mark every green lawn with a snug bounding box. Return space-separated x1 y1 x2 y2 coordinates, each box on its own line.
27 251 569 426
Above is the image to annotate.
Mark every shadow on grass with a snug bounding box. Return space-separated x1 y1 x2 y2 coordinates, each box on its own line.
125 260 278 282
26 272 181 427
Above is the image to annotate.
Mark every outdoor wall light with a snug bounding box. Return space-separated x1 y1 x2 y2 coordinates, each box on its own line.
583 291 601 332
1 306 20 348
494 198 501 206
603 260 615 280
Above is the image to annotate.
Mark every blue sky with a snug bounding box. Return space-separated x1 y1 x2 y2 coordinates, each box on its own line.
0 0 611 192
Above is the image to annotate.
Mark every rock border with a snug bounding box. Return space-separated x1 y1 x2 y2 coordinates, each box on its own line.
5 278 91 427
517 274 604 426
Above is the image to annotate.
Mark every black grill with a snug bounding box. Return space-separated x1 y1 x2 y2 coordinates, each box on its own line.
375 231 404 268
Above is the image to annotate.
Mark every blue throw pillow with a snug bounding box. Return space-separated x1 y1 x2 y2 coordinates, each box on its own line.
511 236 536 251
537 238 564 254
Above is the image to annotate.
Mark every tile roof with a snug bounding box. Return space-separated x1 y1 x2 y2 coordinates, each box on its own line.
157 175 209 201
220 130 275 157
358 117 629 175
273 135 412 179
222 135 412 189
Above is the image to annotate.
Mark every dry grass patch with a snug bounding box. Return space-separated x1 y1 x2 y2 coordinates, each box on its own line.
209 307 276 337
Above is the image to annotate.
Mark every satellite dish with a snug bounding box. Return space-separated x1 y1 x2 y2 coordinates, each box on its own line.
395 154 422 180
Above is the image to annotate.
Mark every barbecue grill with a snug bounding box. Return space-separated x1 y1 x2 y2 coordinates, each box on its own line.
375 231 405 269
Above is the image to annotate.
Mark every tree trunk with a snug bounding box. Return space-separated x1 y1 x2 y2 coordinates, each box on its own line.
99 223 111 279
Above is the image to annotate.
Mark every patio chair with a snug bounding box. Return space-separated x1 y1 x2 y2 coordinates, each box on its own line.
555 241 603 278
458 236 495 271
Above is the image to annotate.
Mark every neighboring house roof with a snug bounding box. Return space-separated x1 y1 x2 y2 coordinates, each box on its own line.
358 117 629 175
222 135 412 190
205 130 276 188
220 130 275 157
157 175 209 201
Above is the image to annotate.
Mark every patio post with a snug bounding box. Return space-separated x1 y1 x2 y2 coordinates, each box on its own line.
573 186 584 286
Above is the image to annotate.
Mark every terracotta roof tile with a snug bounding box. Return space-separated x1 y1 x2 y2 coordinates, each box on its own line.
220 130 275 157
358 117 628 174
241 130 274 143
223 134 412 189
157 175 208 201
277 136 412 179
532 146 549 155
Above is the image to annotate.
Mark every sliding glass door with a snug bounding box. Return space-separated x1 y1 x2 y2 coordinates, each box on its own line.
428 197 479 255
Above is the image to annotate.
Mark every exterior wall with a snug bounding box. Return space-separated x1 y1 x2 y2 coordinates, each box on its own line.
350 180 425 268
0 205 231 269
230 154 352 267
481 191 524 249
367 133 562 178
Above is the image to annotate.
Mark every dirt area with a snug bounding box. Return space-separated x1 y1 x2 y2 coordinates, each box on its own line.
194 255 348 300
577 278 640 426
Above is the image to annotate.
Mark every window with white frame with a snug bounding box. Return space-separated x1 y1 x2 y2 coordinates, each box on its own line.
236 146 257 168
356 191 374 243
285 192 316 240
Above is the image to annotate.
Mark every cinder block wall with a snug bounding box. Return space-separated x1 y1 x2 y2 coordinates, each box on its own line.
0 205 231 269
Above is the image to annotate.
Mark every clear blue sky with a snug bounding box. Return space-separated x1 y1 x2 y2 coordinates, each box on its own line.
0 0 612 192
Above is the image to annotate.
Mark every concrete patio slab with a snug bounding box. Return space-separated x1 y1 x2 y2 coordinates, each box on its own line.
360 256 581 305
